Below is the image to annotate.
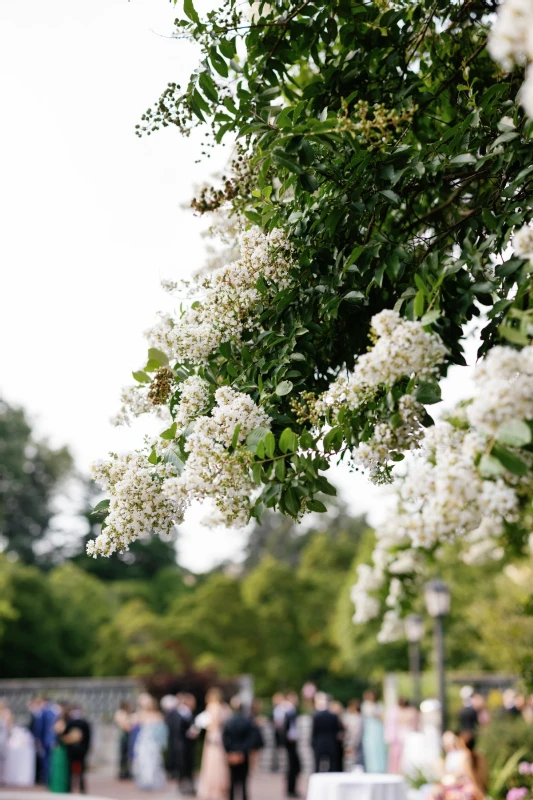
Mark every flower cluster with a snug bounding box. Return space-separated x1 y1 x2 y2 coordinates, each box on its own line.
110 385 171 427
147 227 294 364
514 224 533 263
174 375 211 431
87 452 187 557
350 339 533 640
163 387 271 527
518 764 533 776
318 310 447 416
316 310 447 481
466 345 533 434
488 0 533 117
353 394 427 482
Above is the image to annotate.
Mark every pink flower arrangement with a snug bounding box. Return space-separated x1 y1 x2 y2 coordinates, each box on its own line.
507 788 529 800
519 764 533 776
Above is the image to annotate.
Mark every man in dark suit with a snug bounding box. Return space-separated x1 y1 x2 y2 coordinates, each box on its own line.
311 692 342 773
223 697 262 800
284 691 301 798
162 695 185 784
177 693 198 795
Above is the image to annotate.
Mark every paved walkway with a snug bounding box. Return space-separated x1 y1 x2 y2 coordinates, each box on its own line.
1 772 308 800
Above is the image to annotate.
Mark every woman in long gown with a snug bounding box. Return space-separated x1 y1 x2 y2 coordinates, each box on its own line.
197 688 231 800
362 690 387 774
133 694 168 791
385 698 419 774
49 709 70 793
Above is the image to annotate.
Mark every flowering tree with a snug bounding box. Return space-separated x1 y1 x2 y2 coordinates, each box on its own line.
92 0 533 635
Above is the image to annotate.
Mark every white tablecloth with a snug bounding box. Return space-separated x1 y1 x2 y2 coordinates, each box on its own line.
307 773 407 800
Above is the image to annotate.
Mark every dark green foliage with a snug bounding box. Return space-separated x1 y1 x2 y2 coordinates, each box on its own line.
0 399 73 564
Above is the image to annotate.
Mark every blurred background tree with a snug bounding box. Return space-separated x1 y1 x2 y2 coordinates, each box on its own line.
0 399 73 564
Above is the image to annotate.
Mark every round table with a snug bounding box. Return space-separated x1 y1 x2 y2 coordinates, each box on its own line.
306 773 407 800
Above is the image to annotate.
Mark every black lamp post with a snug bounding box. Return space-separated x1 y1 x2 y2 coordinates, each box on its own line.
424 579 451 734
405 613 424 710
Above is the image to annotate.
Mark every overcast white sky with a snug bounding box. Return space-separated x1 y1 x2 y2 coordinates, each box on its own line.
0 0 476 571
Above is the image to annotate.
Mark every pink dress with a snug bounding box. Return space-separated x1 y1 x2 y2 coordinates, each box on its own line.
197 703 231 800
385 706 418 774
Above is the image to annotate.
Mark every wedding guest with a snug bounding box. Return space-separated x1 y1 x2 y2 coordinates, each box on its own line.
223 696 261 800
133 694 168 791
284 691 301 797
114 701 133 780
179 693 199 795
163 694 184 784
329 701 346 773
312 692 342 773
197 688 231 800
62 704 91 794
361 690 386 774
385 698 418 774
49 706 70 793
458 686 478 731
343 699 364 770
272 693 287 772
0 700 12 785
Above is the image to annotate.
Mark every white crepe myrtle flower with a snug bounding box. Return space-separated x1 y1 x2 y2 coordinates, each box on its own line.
488 0 533 70
317 309 447 419
111 384 171 427
377 609 404 643
513 223 533 262
87 452 187 557
163 388 271 527
466 345 533 434
147 227 294 364
174 376 211 430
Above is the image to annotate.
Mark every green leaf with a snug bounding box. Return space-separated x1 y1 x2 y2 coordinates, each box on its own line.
252 463 262 485
307 499 327 513
283 487 300 516
478 454 504 477
231 423 242 450
496 420 532 448
323 426 343 451
414 289 425 318
210 48 229 78
421 309 441 326
299 172 318 192
275 458 286 481
147 347 169 366
416 381 442 405
275 380 293 396
449 153 477 164
381 189 400 205
183 0 200 23
160 422 178 440
492 444 528 476
272 149 304 175
264 431 276 458
132 370 151 384
499 325 529 346
163 447 185 473
92 499 110 514
343 290 364 302
246 427 271 450
199 71 218 103
279 427 298 454
148 449 158 465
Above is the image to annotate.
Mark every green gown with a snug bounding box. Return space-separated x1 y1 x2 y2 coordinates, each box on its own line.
49 744 70 793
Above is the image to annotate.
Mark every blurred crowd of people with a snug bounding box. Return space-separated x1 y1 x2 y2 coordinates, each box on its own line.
115 688 264 800
0 696 91 791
